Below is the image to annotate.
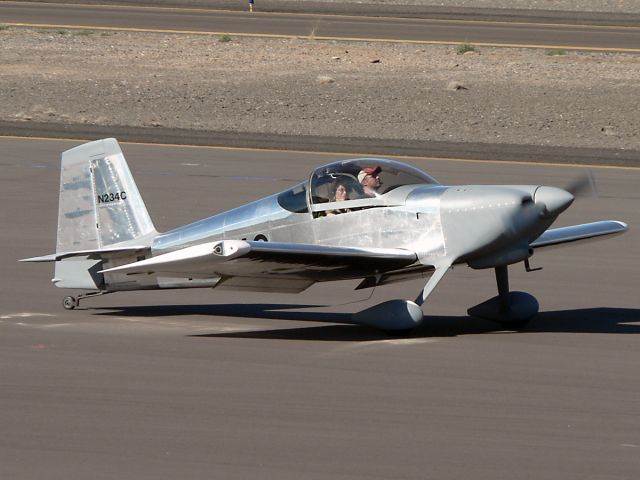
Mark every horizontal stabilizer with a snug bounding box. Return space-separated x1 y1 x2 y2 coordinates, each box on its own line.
531 220 628 249
20 246 149 263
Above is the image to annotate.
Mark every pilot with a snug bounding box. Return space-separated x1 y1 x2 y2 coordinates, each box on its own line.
358 166 382 197
326 178 351 216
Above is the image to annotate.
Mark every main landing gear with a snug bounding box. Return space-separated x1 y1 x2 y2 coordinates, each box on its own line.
62 291 110 310
349 263 539 335
467 265 539 329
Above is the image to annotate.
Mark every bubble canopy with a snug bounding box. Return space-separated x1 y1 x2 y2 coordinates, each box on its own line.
277 158 439 214
311 157 437 206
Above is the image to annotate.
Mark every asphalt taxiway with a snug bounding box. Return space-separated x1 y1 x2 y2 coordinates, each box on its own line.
2 137 639 479
4 1 640 51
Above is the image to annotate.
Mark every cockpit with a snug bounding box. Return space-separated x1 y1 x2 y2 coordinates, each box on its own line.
277 158 439 216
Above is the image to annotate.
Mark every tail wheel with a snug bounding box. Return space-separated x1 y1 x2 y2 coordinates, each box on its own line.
62 296 77 310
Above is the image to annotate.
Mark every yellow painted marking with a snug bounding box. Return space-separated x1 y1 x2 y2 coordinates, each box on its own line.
2 135 639 171
6 22 640 52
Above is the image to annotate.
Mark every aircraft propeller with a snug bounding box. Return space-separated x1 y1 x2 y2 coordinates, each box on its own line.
564 171 597 198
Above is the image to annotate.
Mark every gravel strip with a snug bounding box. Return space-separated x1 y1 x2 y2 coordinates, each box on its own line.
1 28 639 155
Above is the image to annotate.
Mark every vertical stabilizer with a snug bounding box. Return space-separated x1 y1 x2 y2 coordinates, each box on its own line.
57 138 156 253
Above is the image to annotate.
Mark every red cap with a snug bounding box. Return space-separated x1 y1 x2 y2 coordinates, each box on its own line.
358 166 381 183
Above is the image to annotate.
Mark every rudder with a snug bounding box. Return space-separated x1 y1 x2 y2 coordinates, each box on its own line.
56 138 156 253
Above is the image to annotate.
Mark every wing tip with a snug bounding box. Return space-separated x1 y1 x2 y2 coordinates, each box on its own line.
612 220 629 231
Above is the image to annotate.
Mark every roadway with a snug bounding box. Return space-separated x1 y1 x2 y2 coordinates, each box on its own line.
2 137 639 479
2 1 640 51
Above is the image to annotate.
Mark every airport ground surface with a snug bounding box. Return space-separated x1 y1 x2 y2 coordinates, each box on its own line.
2 137 639 479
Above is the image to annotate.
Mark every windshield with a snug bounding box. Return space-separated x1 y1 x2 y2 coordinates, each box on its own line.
277 181 308 213
309 158 438 210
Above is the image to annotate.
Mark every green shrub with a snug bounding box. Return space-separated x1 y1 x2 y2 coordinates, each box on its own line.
219 34 231 43
456 43 476 55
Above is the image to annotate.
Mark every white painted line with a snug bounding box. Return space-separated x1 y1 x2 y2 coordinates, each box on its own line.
359 337 439 346
1 312 56 319
319 336 438 357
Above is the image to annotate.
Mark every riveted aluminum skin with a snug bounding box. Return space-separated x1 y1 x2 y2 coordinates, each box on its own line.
153 158 443 255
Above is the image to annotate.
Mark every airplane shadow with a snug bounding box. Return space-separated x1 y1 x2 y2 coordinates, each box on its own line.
93 303 640 342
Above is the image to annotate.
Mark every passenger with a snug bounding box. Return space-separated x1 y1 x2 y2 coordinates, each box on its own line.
358 166 382 197
326 179 351 216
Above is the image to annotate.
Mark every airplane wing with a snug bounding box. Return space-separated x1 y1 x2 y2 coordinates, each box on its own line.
531 220 628 249
100 240 419 283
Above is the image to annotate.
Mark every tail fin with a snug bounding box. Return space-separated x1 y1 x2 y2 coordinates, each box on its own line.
57 138 156 253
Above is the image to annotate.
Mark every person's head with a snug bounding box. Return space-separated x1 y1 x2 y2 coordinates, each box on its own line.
331 179 349 202
358 166 382 193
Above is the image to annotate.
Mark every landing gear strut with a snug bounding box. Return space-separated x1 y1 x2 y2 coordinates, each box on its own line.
62 291 110 310
467 265 539 329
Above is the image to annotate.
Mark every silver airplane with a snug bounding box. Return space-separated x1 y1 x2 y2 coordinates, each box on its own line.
21 138 628 333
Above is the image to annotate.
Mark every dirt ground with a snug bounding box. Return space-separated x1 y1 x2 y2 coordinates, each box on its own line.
1 27 639 151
